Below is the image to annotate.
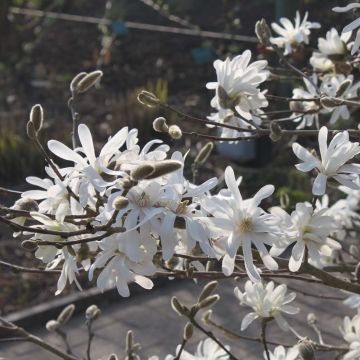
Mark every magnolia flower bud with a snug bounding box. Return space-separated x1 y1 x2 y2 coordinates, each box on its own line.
183 322 193 340
168 125 182 140
320 96 342 108
255 19 272 44
30 104 44 132
107 354 118 360
202 309 213 324
85 305 101 320
137 90 160 107
26 120 37 140
198 281 218 302
194 142 214 165
289 100 306 113
76 70 103 93
130 164 155 181
57 304 75 325
21 239 38 251
113 196 129 210
144 160 183 180
198 294 220 309
14 197 39 212
298 339 315 360
350 245 359 258
269 122 282 142
120 176 134 189
125 330 133 352
70 72 87 92
205 260 215 272
171 296 187 316
153 117 169 133
46 320 61 332
336 79 352 97
307 313 317 325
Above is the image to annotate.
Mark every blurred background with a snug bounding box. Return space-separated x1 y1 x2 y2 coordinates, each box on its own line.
0 0 351 314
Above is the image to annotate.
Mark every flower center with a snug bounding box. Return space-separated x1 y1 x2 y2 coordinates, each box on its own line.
237 217 254 234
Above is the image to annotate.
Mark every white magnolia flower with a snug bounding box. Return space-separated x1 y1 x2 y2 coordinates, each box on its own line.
264 345 299 360
341 314 360 359
270 11 320 55
290 76 320 129
333 3 360 54
234 280 299 331
171 338 230 360
292 126 360 195
206 50 269 120
318 28 352 56
201 166 279 281
271 202 340 271
309 52 334 73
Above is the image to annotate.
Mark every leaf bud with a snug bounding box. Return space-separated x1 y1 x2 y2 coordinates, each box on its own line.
113 196 129 210
137 90 160 107
153 117 169 132
85 304 101 320
144 160 183 180
194 142 214 165
76 70 103 93
21 239 38 251
269 121 282 142
26 120 37 140
125 330 133 352
30 104 44 132
171 296 187 316
198 281 218 302
46 320 61 332
168 125 182 140
57 304 75 325
255 19 272 45
298 339 315 360
320 96 342 108
202 309 213 324
70 72 87 92
183 322 194 340
130 163 155 181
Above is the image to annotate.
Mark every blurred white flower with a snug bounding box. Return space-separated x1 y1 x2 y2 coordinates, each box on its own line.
270 202 340 272
333 3 360 54
206 50 269 120
264 345 299 360
234 280 299 331
292 126 360 195
270 11 320 55
201 166 279 281
341 314 360 359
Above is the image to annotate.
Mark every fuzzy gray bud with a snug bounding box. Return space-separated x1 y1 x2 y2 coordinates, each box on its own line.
57 304 75 325
298 339 315 360
198 281 218 302
202 309 213 324
46 320 61 332
137 90 160 107
130 164 155 181
76 70 103 93
307 313 317 325
30 104 44 132
107 354 118 360
14 197 39 212
269 121 282 142
153 117 169 133
21 239 38 251
183 322 194 340
26 120 37 140
350 245 359 258
85 305 101 320
198 294 220 309
113 196 129 210
125 330 133 352
70 72 87 92
194 142 214 165
255 19 272 44
168 125 182 140
144 160 183 179
171 296 187 316
320 96 342 108
336 79 352 97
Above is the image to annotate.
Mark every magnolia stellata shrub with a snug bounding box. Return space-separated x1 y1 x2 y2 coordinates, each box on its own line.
4 3 360 360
